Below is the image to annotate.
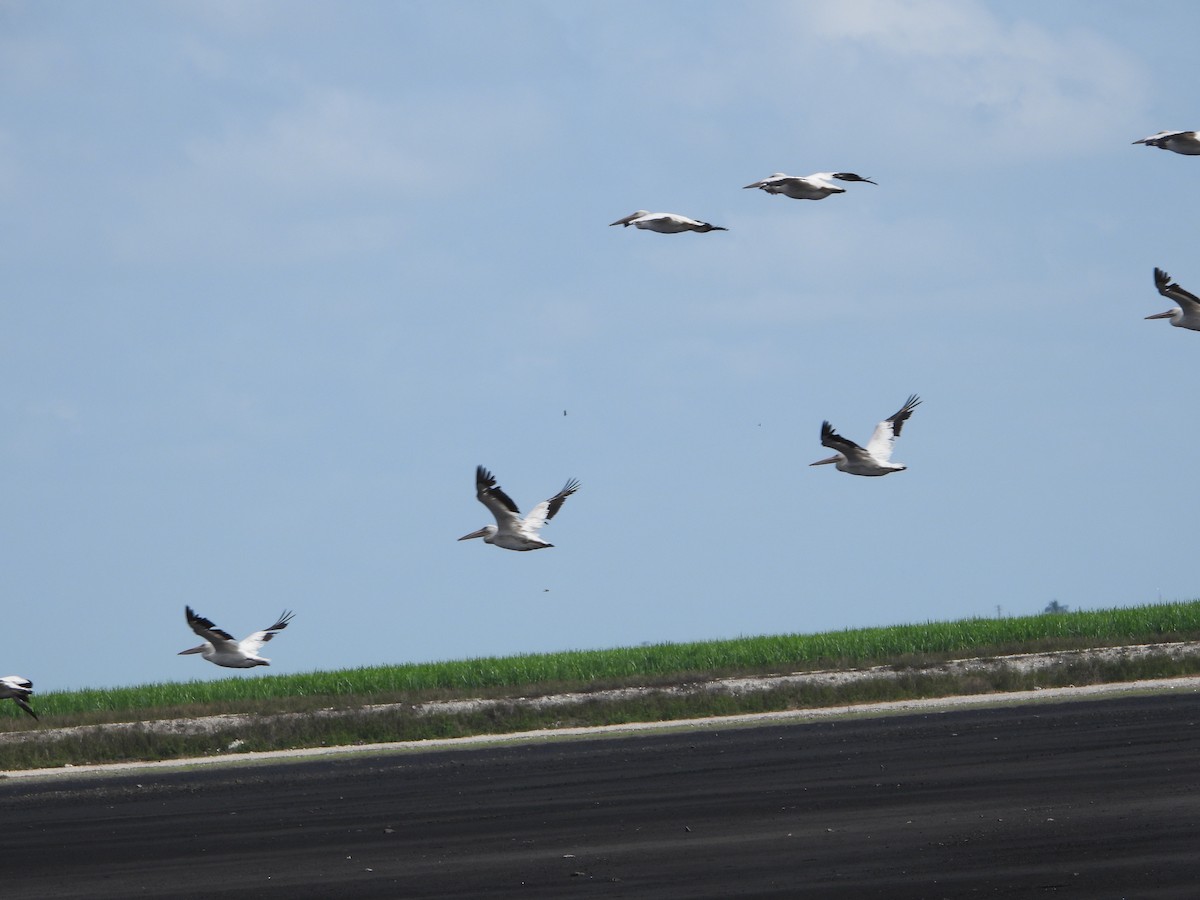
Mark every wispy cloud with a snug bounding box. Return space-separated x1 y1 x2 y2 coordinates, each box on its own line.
183 88 431 198
0 130 15 195
0 30 72 91
112 83 548 266
798 0 1147 162
169 0 312 36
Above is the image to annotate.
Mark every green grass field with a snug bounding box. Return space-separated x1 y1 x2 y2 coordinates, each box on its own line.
2 601 1198 771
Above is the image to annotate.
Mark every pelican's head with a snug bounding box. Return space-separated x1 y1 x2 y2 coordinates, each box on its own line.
743 173 786 189
610 210 649 227
458 524 498 543
809 455 842 467
1146 308 1181 323
178 644 208 656
833 173 876 185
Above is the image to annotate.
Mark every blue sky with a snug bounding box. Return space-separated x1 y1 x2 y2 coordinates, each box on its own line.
4 1 1199 692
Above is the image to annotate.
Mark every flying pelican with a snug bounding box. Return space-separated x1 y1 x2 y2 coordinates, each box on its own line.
1132 131 1200 156
609 211 728 233
178 607 295 668
810 395 922 477
1146 267 1200 331
458 465 579 551
0 675 36 720
743 171 876 201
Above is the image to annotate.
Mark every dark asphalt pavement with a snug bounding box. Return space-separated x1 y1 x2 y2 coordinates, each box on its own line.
2 693 1199 898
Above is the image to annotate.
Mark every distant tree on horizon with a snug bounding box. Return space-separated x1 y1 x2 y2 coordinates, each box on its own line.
1044 600 1070 615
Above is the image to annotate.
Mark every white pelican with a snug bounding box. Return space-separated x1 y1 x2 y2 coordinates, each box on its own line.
810 395 921 477
459 465 579 551
178 606 295 668
1132 131 1200 155
743 171 876 201
609 211 728 233
1147 267 1200 331
0 675 36 720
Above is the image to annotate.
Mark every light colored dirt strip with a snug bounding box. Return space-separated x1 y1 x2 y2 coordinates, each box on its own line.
406 639 1200 715
3 671 1198 781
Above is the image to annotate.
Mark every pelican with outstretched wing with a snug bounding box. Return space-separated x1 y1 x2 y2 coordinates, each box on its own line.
810 395 922 477
459 466 579 551
1146 267 1200 331
179 607 295 668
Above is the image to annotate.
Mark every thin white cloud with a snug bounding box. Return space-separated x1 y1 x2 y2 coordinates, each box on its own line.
26 397 81 425
0 130 15 195
112 84 548 265
183 88 433 197
570 2 1146 170
169 0 310 36
796 0 1147 162
808 0 1002 55
658 335 792 382
0 31 72 91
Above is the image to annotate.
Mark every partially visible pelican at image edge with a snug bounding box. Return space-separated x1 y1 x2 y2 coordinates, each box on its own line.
1146 267 1200 331
0 675 36 720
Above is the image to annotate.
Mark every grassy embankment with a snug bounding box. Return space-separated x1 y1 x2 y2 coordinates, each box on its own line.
2 601 1199 771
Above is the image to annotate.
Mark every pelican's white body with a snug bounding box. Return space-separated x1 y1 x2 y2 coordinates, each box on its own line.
609 211 727 233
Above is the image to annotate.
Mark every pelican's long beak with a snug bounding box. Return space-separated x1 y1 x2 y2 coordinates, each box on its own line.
1146 310 1176 320
458 528 489 541
809 455 840 466
178 645 206 655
